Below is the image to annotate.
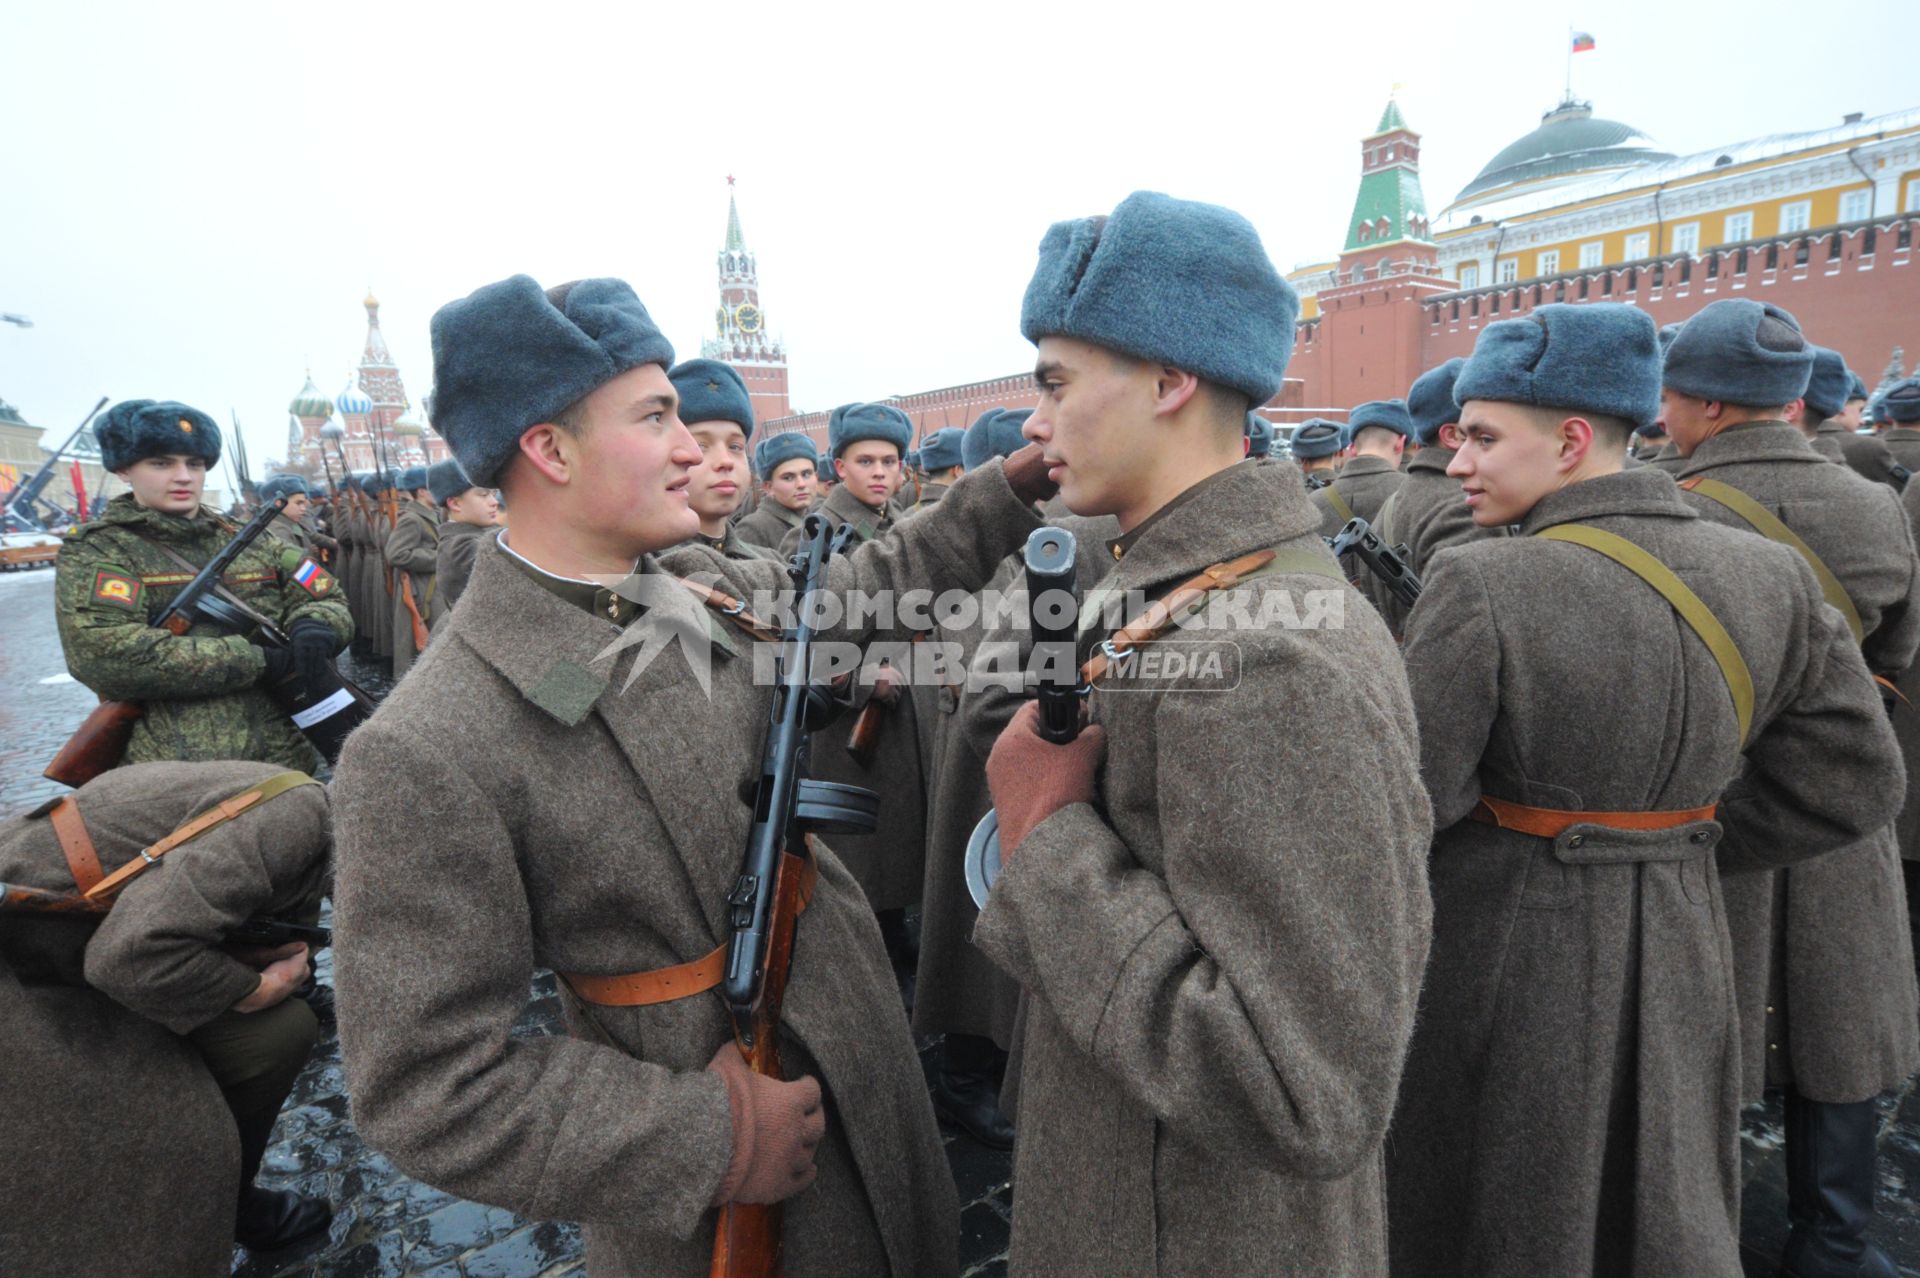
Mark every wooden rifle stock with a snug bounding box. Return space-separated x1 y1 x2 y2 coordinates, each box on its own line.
399 574 430 650
709 843 810 1278
42 612 197 787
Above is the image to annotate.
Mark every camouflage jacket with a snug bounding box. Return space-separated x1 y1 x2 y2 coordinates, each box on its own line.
54 494 353 771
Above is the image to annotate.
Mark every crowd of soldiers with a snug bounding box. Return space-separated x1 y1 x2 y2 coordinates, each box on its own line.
5 186 1920 1278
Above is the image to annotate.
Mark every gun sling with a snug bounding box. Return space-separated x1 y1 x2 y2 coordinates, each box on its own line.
1536 523 1754 748
1678 477 1865 644
28 771 319 903
1323 485 1357 524
1080 547 1345 685
560 851 817 1008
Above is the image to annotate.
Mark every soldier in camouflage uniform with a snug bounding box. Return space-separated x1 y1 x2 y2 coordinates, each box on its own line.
54 400 353 774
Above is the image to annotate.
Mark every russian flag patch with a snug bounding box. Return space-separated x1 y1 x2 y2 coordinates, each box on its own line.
292 558 335 596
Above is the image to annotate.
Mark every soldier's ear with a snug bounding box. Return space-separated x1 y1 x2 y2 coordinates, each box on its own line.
516 424 574 485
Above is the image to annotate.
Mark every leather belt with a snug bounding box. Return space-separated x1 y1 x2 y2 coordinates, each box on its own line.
560 852 818 1008
48 797 104 892
1469 794 1718 839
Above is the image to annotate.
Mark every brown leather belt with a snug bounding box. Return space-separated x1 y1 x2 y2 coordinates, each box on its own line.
1469 794 1718 839
560 851 818 1008
48 797 103 892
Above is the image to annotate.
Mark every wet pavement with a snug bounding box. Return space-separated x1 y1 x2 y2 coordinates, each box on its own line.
2 570 1917 1276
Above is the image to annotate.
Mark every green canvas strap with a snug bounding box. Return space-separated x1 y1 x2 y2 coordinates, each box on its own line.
1537 524 1754 748
1680 477 1864 645
1324 485 1357 524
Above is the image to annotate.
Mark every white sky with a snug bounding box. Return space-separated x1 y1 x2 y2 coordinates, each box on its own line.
1 0 1911 473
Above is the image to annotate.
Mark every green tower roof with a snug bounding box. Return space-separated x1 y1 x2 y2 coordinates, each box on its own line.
724 191 745 253
1371 99 1408 136
1345 99 1431 251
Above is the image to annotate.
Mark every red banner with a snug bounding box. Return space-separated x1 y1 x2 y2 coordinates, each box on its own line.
70 459 89 522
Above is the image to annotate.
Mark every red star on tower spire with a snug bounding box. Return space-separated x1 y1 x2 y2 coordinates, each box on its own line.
726 174 736 186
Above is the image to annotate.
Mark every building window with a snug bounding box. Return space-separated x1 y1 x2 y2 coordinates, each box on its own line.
1578 277 1590 299
1625 232 1650 260
1794 239 1810 267
1497 257 1519 284
1489 293 1500 315
1626 267 1638 291
1672 223 1700 255
1907 180 1920 213
1724 211 1753 243
1766 243 1779 270
1458 263 1479 290
1537 249 1560 276
1706 254 1719 279
1579 241 1604 269
1839 189 1871 223
1357 223 1371 242
1781 201 1812 234
1828 232 1843 261
1736 247 1749 275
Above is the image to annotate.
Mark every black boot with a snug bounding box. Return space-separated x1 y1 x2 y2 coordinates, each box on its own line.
1782 1091 1899 1278
232 1108 332 1252
933 1034 1016 1150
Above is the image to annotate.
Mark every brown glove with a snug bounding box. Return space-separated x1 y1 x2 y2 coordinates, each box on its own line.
986 700 1106 860
1002 442 1059 507
707 1042 826 1205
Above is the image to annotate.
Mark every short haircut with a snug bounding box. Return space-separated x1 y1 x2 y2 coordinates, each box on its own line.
1528 404 1636 449
1351 425 1402 451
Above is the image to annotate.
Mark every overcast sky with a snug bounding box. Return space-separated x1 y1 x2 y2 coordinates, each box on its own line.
1 0 1910 473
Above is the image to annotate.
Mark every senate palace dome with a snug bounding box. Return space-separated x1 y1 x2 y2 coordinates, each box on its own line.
1447 98 1675 214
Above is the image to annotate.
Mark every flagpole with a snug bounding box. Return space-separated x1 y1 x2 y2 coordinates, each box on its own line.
1565 25 1573 104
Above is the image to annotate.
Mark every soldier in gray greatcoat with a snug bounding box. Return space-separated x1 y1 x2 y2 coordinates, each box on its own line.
1665 301 1920 1278
905 426 967 517
1879 383 1920 473
0 761 336 1271
971 190 1433 1276
1287 416 1343 488
1392 301 1904 1278
776 402 929 984
330 274 1061 1277
427 458 495 621
733 434 816 551
1309 397 1409 545
668 359 779 563
1366 358 1504 635
384 465 443 679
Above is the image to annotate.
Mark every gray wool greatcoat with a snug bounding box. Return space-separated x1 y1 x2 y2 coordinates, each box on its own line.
734 496 807 551
0 761 332 1278
1837 428 1903 488
385 497 443 678
329 459 1046 1278
972 459 1434 1277
337 503 368 641
1885 426 1920 473
1676 420 1920 1102
1809 420 1850 463
777 481 928 912
912 512 1118 1048
1365 444 1503 636
433 520 493 623
1392 467 1905 1278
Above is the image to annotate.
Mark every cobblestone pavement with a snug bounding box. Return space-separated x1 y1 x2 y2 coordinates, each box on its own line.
4 570 1919 1276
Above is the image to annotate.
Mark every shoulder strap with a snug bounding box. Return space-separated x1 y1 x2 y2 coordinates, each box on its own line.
128 528 280 630
673 576 784 644
1679 476 1865 645
83 771 320 902
1537 524 1754 748
1324 485 1357 524
1081 546 1344 685
1374 490 1401 549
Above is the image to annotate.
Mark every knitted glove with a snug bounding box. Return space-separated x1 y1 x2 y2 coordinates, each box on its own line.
986 700 1106 860
706 1042 826 1205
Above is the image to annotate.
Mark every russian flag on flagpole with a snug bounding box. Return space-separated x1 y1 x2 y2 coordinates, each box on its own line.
1572 31 1596 52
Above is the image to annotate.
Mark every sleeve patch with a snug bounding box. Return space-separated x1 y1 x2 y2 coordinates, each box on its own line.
91 570 143 611
291 558 336 596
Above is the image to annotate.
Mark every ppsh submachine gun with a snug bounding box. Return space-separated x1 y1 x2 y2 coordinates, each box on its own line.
44 497 374 788
712 513 879 1278
964 526 1086 910
1329 517 1423 609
